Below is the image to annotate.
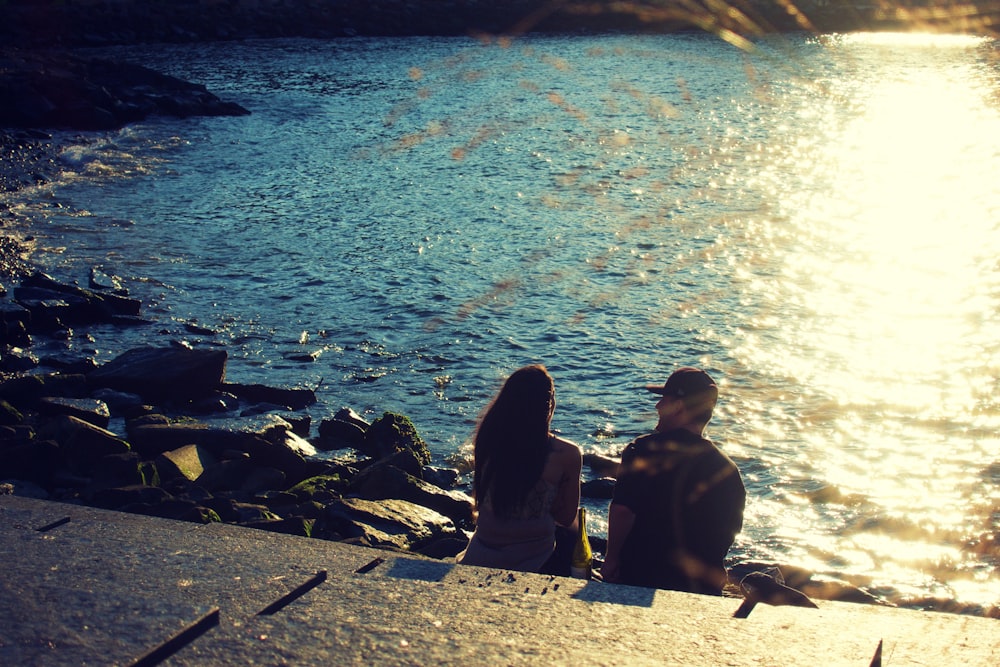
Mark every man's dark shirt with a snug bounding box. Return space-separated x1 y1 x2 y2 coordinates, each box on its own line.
612 428 745 594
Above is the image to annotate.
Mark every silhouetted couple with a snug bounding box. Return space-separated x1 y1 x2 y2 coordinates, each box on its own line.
457 364 745 596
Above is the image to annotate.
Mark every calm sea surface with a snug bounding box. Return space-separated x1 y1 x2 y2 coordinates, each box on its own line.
7 31 999 613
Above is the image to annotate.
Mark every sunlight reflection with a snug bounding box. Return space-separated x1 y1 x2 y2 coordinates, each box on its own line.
730 34 1000 602
837 32 990 49
773 40 1000 418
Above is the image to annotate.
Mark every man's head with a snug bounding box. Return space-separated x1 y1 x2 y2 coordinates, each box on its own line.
646 367 718 432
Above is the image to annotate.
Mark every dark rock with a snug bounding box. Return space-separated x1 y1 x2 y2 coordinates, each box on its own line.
88 266 125 293
195 456 255 494
36 351 99 375
368 449 424 479
0 372 90 411
361 412 430 465
416 536 470 560
121 498 219 523
584 452 620 478
18 271 141 320
0 49 250 131
422 465 459 490
183 321 217 336
0 478 48 499
0 399 24 426
582 476 616 500
0 347 38 372
299 458 357 478
188 390 240 414
316 417 366 450
125 422 247 458
0 439 63 485
36 414 129 470
125 421 301 474
285 349 322 363
223 382 316 410
37 396 110 429
235 414 316 458
201 497 242 523
335 406 370 430
0 300 31 327
279 413 311 438
1 318 31 348
91 483 173 510
91 387 146 418
87 451 148 492
254 489 301 510
11 293 71 331
227 502 280 524
739 571 819 609
88 346 228 402
239 465 286 495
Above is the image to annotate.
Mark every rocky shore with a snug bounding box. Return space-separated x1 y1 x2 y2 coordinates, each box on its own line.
0 268 483 558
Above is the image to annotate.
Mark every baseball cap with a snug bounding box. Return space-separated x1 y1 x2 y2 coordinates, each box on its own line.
645 367 717 397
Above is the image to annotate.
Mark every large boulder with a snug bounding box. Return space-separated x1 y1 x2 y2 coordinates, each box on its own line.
155 444 216 483
35 414 130 470
223 382 316 410
0 439 63 486
37 396 110 429
86 451 150 493
322 497 459 551
349 461 474 529
582 477 616 500
0 373 88 409
360 412 430 465
88 346 228 402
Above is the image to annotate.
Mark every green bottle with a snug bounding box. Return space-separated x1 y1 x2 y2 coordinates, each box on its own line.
570 507 592 579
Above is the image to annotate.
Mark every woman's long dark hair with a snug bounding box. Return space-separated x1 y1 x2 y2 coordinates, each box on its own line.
473 364 555 519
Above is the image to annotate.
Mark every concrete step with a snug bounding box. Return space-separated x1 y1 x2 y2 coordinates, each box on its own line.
1 495 996 665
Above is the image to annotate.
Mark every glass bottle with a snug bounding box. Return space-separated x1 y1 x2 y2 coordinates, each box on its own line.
570 507 592 579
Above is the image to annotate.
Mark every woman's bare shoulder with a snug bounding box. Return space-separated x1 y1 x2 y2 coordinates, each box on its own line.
550 435 582 458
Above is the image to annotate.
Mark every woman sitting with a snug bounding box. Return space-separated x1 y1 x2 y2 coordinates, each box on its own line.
456 364 583 573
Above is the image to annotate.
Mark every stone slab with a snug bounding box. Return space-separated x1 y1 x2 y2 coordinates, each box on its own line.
1 495 997 666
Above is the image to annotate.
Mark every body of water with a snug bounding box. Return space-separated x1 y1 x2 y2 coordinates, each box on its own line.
6 31 999 614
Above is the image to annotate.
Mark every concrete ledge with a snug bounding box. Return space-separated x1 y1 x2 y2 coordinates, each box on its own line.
2 495 997 665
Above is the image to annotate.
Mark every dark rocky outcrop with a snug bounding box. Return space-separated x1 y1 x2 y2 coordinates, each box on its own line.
89 346 228 403
0 48 250 131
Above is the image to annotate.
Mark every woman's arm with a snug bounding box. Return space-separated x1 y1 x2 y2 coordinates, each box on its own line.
549 436 583 527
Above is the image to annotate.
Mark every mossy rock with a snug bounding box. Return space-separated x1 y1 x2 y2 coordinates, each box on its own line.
362 412 430 465
0 399 23 425
288 474 347 503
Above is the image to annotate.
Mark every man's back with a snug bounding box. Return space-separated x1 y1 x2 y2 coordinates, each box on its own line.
612 428 745 594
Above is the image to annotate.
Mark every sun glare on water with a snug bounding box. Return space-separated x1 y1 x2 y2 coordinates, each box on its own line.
736 31 1000 601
